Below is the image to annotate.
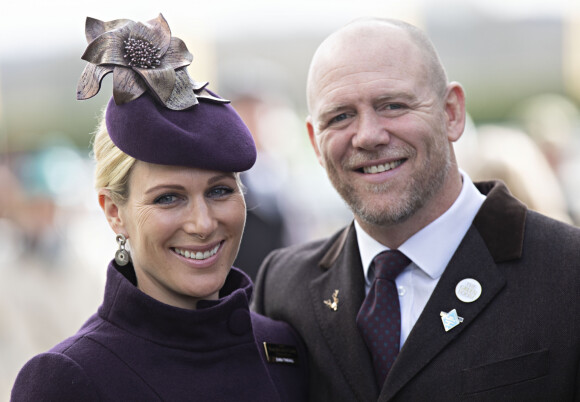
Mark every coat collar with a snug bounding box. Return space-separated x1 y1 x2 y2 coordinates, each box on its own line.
99 263 256 351
472 181 527 262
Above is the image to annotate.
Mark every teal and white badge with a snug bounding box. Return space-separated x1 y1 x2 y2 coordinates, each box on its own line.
440 309 464 332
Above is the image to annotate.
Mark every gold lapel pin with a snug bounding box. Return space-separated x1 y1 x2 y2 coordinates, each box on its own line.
324 289 339 311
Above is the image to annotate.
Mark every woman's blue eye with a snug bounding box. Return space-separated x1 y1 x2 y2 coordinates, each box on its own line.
154 194 178 204
208 186 234 198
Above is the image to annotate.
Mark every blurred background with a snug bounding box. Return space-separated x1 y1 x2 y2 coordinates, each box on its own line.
1 0 579 398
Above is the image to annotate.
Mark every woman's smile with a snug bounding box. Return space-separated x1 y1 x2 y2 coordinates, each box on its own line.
172 241 222 261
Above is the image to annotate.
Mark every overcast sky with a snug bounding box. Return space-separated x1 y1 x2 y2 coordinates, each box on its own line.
0 0 576 58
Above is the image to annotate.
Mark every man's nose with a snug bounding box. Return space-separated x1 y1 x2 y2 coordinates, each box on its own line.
351 111 391 150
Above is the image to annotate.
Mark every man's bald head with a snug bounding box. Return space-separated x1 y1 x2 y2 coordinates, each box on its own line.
306 18 448 114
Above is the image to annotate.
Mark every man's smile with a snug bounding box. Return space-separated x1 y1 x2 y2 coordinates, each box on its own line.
362 159 405 174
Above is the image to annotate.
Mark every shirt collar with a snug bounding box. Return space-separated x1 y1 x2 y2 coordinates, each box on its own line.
356 170 486 282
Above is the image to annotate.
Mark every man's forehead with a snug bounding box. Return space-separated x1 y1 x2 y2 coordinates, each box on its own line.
306 21 423 113
309 39 425 106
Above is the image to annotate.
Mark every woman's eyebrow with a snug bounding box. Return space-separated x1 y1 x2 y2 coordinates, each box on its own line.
144 184 186 195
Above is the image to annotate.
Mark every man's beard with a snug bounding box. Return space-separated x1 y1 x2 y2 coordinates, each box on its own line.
326 140 451 227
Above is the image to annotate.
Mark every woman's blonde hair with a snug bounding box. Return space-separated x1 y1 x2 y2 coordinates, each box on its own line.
91 110 136 205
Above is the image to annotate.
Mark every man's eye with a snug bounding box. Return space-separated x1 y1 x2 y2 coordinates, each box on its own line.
385 103 404 110
154 194 178 204
329 113 349 125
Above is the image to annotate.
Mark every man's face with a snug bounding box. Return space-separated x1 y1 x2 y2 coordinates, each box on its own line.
307 26 458 235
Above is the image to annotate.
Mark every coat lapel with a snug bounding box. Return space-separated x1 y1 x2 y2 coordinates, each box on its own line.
379 226 506 400
380 181 527 401
309 225 380 402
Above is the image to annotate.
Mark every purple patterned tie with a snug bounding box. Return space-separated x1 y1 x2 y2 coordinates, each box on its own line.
356 250 411 386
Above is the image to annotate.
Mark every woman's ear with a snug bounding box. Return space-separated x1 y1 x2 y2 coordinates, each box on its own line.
98 189 127 236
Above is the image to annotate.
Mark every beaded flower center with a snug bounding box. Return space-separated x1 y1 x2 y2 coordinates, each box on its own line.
124 38 162 69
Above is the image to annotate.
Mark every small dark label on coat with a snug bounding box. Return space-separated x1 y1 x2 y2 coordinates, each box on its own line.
263 342 298 365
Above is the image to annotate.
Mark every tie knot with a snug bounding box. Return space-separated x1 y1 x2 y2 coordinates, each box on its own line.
372 250 410 281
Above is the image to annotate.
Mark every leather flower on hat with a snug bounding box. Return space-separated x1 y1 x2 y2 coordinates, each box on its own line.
77 14 226 110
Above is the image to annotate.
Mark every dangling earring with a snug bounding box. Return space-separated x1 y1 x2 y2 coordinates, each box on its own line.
115 234 130 266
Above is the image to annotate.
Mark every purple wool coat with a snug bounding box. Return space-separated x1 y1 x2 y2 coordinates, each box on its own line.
11 262 308 401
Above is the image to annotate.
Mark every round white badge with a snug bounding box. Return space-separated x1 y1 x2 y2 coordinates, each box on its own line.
455 278 482 303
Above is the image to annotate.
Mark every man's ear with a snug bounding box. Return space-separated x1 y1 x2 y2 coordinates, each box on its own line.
98 189 127 236
306 116 324 167
444 82 466 143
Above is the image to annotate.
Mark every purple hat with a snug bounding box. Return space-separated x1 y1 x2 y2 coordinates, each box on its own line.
105 92 256 171
77 14 256 172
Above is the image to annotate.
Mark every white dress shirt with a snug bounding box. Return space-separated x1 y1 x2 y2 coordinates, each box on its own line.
355 171 486 347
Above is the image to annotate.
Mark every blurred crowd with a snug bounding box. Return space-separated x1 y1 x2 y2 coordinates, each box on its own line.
457 93 580 225
1 90 579 399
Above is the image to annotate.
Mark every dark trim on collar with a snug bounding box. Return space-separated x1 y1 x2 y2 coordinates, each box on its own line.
473 180 526 262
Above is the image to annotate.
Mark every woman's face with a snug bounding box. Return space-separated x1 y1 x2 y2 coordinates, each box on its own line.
102 161 246 309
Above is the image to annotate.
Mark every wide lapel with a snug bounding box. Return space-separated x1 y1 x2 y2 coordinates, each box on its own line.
380 227 506 400
380 181 527 401
309 225 380 402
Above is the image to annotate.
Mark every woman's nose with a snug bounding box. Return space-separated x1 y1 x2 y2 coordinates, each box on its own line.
182 201 217 239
